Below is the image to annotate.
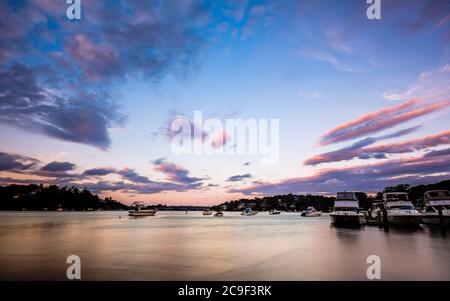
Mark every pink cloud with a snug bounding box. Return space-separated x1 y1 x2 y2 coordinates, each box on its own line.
319 99 450 146
306 130 450 165
231 151 450 196
153 158 204 185
66 34 120 80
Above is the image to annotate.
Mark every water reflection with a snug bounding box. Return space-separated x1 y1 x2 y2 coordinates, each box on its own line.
0 211 448 280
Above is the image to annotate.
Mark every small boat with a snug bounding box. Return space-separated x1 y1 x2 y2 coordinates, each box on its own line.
330 192 365 225
301 206 322 217
241 208 257 216
214 211 224 217
203 209 213 216
128 202 157 216
383 192 422 225
269 209 281 215
421 190 450 226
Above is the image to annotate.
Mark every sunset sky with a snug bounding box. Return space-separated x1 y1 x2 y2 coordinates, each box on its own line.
1 0 450 205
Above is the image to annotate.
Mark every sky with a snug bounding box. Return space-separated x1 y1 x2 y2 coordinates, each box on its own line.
1 0 450 205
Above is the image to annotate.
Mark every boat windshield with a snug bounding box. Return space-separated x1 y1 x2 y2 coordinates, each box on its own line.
427 191 450 199
337 192 356 200
335 207 358 212
388 205 414 210
385 194 408 201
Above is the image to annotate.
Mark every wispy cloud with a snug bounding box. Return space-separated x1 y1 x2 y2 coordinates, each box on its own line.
41 161 76 172
305 126 423 165
227 173 253 182
0 151 39 172
383 65 450 102
231 152 450 195
153 158 205 185
0 64 125 149
319 98 450 146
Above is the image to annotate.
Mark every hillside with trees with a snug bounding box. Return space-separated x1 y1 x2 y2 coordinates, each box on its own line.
0 184 128 211
212 180 450 212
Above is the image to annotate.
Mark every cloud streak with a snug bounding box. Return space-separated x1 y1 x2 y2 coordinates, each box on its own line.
304 127 450 165
319 99 450 146
227 173 253 182
231 152 450 196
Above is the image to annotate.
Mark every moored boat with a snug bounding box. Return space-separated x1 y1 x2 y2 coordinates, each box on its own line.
128 202 157 216
214 211 224 217
330 192 365 225
383 192 422 226
269 209 281 215
301 206 322 217
421 190 450 226
203 209 213 216
241 208 257 216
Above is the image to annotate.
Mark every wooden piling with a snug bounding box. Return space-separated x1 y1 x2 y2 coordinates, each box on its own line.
438 208 446 234
382 207 389 232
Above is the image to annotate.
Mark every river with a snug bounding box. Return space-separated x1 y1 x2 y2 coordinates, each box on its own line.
0 211 448 280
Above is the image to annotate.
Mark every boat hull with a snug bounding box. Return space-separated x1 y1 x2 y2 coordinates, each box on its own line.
129 210 156 216
387 215 422 225
303 211 322 217
422 214 450 226
330 214 365 225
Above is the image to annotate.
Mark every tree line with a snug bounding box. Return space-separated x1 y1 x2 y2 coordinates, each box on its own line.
0 184 128 211
212 180 450 212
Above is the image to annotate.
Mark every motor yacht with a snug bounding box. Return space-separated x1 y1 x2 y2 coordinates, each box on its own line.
301 206 322 217
422 190 450 226
330 192 365 225
241 208 257 216
128 202 157 216
382 192 422 225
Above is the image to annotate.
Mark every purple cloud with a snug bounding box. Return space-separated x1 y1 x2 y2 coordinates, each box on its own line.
83 167 117 176
0 64 125 149
319 99 449 146
153 158 205 185
41 161 76 172
227 173 253 182
0 151 39 172
231 152 450 195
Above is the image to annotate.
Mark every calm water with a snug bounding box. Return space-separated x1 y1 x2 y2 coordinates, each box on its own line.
0 211 449 280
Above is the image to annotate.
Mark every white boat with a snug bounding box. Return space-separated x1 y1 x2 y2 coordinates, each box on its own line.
301 206 322 217
241 208 257 216
129 202 157 216
203 209 213 215
269 209 281 215
214 211 224 217
383 192 422 225
421 190 450 226
330 192 365 225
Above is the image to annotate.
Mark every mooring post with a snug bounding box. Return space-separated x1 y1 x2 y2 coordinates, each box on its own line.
438 208 446 234
382 207 389 232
